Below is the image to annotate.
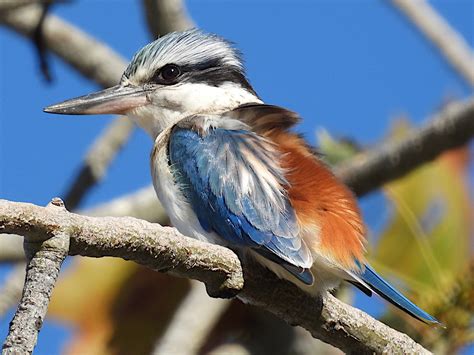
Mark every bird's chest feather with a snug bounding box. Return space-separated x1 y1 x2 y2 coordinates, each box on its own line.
150 128 220 244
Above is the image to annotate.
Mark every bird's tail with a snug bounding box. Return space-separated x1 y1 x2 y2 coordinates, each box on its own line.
359 264 439 325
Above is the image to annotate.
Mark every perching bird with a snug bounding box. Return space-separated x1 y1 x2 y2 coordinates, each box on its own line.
45 29 438 324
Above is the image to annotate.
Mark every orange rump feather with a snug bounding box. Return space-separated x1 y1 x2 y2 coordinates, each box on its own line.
268 130 366 269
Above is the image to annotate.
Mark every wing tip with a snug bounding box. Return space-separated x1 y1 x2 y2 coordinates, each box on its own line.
360 264 440 326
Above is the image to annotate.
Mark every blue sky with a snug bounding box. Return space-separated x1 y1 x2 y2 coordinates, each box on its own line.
0 1 472 354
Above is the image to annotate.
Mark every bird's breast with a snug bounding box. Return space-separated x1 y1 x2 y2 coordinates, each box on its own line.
150 128 221 244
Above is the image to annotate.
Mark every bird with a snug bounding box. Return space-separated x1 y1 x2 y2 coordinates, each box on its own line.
44 29 438 324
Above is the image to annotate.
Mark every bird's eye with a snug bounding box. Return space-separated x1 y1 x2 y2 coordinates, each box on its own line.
160 64 181 82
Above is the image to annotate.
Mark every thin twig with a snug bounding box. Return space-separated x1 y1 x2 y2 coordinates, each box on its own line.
390 0 474 87
0 199 430 354
152 281 230 354
2 199 70 354
32 1 53 82
63 116 134 210
83 185 167 223
336 97 474 196
0 3 125 87
142 0 194 39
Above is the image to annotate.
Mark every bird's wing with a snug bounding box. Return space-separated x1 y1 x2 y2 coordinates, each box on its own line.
168 115 313 284
227 103 301 134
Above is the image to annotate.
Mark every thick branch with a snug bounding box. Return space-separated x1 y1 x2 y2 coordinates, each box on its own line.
336 97 474 196
238 258 430 354
0 186 165 319
2 199 70 354
0 199 430 354
0 186 165 263
0 199 243 298
390 0 474 87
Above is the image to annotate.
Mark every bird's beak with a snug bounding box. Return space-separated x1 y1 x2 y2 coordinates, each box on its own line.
44 85 149 115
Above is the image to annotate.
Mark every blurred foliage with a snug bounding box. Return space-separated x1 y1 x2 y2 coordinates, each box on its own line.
316 129 360 165
48 258 191 355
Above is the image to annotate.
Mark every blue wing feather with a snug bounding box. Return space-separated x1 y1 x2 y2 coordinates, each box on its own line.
168 118 313 282
359 264 439 324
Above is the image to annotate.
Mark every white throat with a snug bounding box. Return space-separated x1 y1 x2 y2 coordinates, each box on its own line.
126 82 262 139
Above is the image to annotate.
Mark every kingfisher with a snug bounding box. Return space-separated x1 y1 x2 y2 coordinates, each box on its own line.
45 29 438 324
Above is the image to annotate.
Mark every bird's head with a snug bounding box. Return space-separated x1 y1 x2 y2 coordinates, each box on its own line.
44 29 261 138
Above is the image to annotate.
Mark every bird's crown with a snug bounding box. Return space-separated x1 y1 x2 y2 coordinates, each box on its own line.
122 29 244 86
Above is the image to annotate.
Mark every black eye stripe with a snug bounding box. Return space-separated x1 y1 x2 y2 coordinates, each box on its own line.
185 66 257 97
148 59 258 97
151 58 223 83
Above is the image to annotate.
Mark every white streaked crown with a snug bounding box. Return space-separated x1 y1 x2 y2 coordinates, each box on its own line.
122 29 243 85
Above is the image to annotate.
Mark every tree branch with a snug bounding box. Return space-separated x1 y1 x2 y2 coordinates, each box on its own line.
0 235 24 263
336 97 474 196
390 0 474 87
2 199 70 354
152 282 230 354
0 185 166 264
83 185 167 223
0 3 125 87
62 116 134 210
0 185 167 320
0 199 431 354
0 200 243 298
142 0 194 39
